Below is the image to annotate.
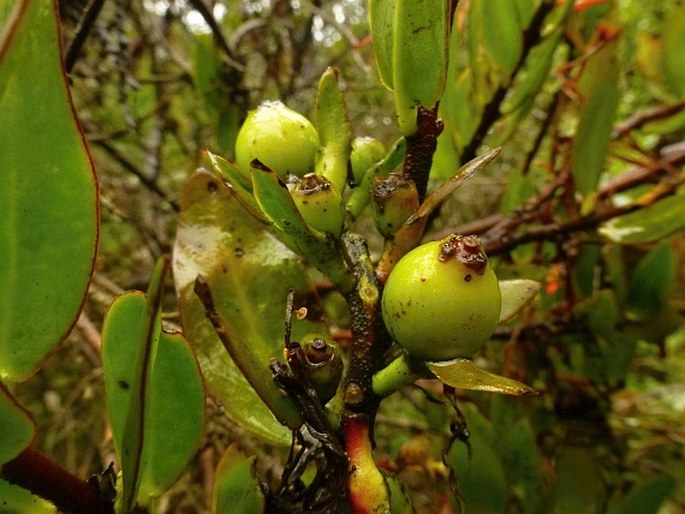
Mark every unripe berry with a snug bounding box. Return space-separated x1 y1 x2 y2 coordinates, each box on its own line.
235 101 319 180
350 136 386 186
381 234 501 362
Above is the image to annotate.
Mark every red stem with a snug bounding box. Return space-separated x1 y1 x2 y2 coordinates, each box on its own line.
1 445 114 514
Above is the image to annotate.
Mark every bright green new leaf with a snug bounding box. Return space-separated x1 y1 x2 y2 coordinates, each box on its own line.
314 67 352 192
213 448 265 514
599 194 685 244
427 358 536 395
369 0 396 89
102 290 205 506
0 0 98 381
393 0 450 135
174 171 328 445
0 382 35 464
0 479 57 513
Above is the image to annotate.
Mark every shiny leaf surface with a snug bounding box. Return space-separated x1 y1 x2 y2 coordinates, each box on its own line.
102 290 205 505
427 358 535 395
174 171 327 444
213 447 265 514
0 382 35 464
599 194 685 244
0 0 98 381
499 279 541 323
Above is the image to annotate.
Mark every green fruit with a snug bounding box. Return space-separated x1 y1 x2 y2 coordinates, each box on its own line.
350 136 387 186
235 100 319 179
381 234 501 362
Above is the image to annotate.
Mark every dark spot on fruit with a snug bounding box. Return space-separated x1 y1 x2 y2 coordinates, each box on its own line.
420 277 426 282
464 274 472 282
234 247 244 257
206 180 218 194
118 380 129 390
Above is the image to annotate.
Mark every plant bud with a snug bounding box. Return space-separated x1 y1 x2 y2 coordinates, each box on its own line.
300 333 344 404
289 173 344 236
371 173 419 238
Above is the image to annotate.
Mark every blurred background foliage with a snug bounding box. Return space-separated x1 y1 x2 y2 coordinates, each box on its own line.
11 0 685 512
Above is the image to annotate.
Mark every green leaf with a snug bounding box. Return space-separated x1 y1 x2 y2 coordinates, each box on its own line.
393 0 450 135
102 289 205 506
427 358 535 395
572 40 620 198
626 243 677 320
662 4 685 97
447 405 508 514
314 67 352 192
599 194 685 244
213 448 265 514
0 0 98 381
499 279 541 324
609 477 675 514
173 171 327 445
553 446 606 514
0 383 35 464
0 479 57 514
250 165 352 291
369 0 396 89
501 418 543 513
479 0 522 75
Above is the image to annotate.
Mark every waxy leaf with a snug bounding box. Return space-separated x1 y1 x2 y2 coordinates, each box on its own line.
369 0 396 89
0 0 98 381
428 358 535 395
479 0 522 75
213 447 265 514
599 194 685 244
572 40 620 198
314 67 352 192
102 288 205 507
0 382 35 464
499 279 541 323
250 165 352 291
174 171 327 445
393 0 450 135
0 479 56 513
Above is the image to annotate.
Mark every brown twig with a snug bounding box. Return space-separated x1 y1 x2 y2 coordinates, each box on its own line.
460 0 556 164
612 101 685 139
63 0 107 73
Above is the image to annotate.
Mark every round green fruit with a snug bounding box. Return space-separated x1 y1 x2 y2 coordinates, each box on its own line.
235 100 319 179
381 234 501 362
